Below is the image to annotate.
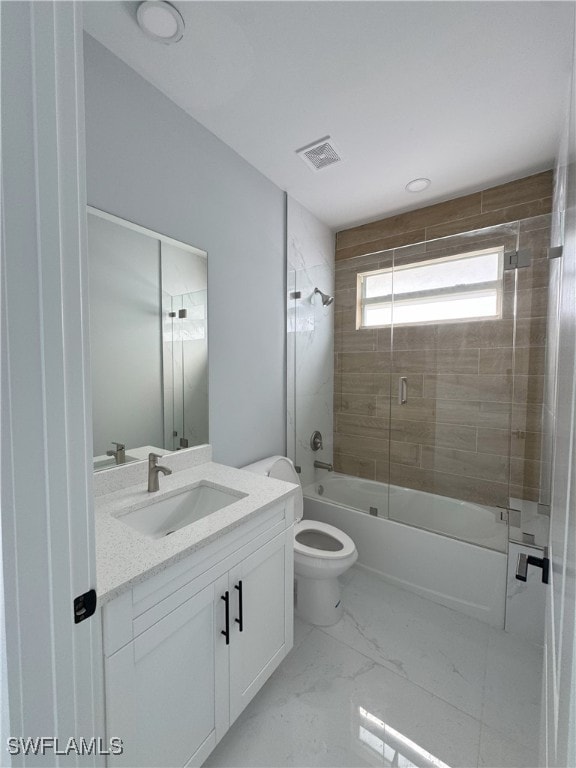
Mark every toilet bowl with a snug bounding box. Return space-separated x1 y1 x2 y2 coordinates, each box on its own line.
242 456 357 626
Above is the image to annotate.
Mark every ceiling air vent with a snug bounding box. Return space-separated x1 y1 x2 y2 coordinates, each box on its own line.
296 137 342 172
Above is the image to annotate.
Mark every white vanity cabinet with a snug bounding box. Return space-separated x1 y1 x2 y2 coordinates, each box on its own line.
105 581 218 767
101 500 294 768
228 531 288 722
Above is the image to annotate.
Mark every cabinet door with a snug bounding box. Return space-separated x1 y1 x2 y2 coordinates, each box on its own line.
105 582 219 767
228 531 292 723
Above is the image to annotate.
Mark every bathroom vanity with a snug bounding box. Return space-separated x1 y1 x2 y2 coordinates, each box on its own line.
95 446 297 767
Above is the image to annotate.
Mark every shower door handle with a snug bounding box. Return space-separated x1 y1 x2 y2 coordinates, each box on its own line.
516 551 550 584
398 377 408 405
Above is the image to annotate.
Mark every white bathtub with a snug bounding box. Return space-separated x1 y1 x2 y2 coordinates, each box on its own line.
303 474 508 627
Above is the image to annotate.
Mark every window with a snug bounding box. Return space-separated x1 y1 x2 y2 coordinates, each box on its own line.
357 247 504 328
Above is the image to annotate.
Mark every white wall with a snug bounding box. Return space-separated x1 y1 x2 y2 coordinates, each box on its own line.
543 9 576 765
0 518 8 767
84 35 286 467
286 197 335 487
2 2 104 752
0 4 8 748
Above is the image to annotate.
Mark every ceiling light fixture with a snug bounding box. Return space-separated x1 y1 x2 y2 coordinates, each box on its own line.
136 1 185 45
405 177 431 193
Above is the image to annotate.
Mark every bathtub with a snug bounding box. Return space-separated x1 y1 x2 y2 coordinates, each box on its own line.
303 474 508 627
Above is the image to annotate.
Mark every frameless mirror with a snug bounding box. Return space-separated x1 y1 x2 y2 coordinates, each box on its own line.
87 208 208 472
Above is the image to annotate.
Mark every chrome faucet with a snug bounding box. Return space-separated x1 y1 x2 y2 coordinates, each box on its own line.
148 453 172 492
106 442 126 465
314 460 334 471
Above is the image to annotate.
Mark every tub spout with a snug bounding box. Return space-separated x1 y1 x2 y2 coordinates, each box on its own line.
314 460 334 471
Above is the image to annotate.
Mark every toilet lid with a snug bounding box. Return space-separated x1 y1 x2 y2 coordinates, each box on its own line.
294 520 356 559
267 457 304 521
267 456 299 484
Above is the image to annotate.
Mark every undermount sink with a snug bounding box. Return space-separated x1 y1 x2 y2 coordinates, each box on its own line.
116 483 247 539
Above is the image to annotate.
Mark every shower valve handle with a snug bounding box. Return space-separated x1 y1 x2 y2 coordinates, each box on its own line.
310 430 323 451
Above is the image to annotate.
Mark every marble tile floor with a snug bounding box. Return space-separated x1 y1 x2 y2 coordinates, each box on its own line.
206 566 543 768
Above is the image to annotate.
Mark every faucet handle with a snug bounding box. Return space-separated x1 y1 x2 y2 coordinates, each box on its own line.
111 442 125 451
148 452 163 465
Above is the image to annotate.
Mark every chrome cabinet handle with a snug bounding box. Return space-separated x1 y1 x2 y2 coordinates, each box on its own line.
398 377 408 405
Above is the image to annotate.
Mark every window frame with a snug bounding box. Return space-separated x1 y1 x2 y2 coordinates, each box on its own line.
356 246 505 329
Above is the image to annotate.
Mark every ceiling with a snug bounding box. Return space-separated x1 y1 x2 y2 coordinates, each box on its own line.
83 1 575 231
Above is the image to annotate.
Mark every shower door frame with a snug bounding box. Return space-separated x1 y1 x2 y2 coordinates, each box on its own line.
329 216 552 552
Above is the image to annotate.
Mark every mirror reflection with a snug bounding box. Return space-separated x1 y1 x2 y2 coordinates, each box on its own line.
87 208 208 471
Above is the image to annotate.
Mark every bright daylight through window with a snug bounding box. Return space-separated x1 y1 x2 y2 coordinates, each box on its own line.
357 247 504 328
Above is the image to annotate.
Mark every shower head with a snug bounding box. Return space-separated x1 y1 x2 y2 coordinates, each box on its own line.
314 287 334 307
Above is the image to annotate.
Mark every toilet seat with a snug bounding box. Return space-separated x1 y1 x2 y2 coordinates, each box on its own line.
294 520 356 560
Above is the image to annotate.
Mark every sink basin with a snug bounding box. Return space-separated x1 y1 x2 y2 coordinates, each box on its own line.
116 483 247 539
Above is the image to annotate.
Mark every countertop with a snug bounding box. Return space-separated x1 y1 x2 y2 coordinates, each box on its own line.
95 460 298 604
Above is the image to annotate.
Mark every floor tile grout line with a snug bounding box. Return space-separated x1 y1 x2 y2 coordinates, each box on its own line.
311 622 485 767
311 622 486 737
478 629 492 740
296 570 540 767
322 570 494 717
477 715 487 767
477 716 542 767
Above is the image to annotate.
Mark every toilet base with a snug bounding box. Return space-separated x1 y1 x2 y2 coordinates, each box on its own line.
295 574 343 626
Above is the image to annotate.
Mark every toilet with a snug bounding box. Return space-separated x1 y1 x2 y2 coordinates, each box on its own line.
242 456 357 626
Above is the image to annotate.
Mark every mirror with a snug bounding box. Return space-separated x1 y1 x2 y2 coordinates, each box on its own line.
87 208 208 471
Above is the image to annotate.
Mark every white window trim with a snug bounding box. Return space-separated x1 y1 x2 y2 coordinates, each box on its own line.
356 246 505 329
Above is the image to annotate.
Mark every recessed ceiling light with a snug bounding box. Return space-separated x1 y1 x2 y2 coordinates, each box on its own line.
136 1 185 45
405 178 431 193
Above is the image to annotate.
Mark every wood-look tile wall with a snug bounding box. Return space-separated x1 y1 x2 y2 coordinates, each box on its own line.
334 173 553 508
336 170 553 261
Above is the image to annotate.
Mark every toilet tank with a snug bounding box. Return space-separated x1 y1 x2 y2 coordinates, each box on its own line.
242 455 303 519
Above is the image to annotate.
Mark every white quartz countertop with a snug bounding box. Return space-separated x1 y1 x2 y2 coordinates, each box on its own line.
95 461 298 604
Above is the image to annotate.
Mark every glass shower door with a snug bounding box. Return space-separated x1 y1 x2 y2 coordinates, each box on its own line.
333 249 394 518
289 261 335 492
507 222 552 548
161 236 208 452
292 209 550 554
162 288 208 451
385 229 519 552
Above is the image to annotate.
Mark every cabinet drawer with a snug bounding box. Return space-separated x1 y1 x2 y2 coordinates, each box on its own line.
133 520 286 638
